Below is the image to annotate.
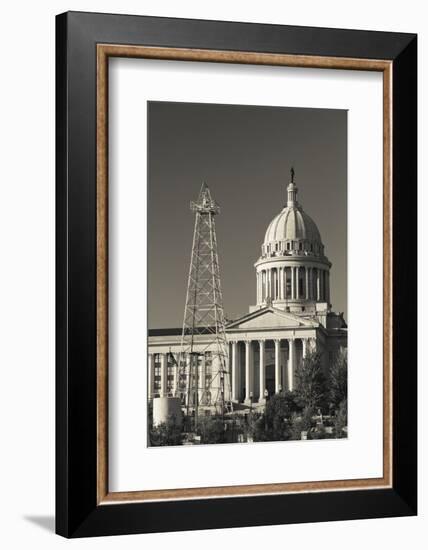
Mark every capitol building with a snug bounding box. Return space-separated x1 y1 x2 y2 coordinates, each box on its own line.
148 173 347 411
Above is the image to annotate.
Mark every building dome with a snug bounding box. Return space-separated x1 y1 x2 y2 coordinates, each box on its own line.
253 169 331 314
264 207 322 246
261 175 325 258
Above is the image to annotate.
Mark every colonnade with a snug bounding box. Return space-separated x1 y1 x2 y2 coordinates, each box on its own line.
148 352 212 402
256 265 330 304
149 337 315 405
230 337 313 404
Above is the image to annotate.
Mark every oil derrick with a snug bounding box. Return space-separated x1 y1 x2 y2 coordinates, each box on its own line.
177 182 230 424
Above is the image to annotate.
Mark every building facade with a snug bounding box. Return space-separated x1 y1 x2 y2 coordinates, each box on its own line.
148 173 347 411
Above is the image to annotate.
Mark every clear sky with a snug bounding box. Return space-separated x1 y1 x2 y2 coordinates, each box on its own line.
148 101 347 329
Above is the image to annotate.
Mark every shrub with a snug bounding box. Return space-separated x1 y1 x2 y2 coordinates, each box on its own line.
149 416 183 446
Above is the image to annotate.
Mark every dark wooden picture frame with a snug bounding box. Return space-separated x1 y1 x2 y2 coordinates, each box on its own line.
56 11 417 538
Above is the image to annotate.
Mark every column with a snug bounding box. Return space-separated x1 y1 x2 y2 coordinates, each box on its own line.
274 339 282 393
282 267 286 299
199 353 206 404
256 272 259 303
288 339 295 391
260 270 266 303
320 270 324 301
160 353 168 397
185 353 191 405
172 353 179 396
316 269 320 301
312 268 316 300
284 268 288 299
260 272 263 303
264 271 268 301
267 269 272 300
258 340 266 403
231 341 240 402
296 266 300 299
302 338 307 359
291 267 295 299
271 269 274 299
245 340 254 404
278 268 283 300
260 272 263 302
326 271 330 303
305 267 309 300
273 269 277 299
148 353 155 400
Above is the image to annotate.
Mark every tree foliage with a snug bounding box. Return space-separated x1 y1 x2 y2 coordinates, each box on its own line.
329 348 348 409
197 417 227 444
253 392 298 442
333 398 348 438
289 406 315 440
149 416 183 446
294 351 327 410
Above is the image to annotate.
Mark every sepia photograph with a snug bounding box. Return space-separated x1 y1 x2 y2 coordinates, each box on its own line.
147 101 348 447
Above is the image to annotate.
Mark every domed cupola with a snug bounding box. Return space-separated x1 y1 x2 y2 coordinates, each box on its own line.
253 168 332 315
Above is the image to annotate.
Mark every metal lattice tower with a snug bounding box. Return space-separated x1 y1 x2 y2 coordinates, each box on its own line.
177 182 230 420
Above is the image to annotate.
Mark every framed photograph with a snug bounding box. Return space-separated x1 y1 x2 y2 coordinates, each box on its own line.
56 11 417 537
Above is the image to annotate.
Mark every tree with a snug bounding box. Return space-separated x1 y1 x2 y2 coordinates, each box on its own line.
289 406 315 440
149 416 183 446
329 348 348 409
253 391 298 442
197 416 227 444
294 351 327 410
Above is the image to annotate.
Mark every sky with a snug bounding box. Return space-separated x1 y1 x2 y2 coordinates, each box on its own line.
148 101 347 329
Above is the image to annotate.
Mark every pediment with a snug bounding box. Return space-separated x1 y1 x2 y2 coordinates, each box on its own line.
227 307 317 331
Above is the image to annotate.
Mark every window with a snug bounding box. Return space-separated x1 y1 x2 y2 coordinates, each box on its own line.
287 242 290 250
204 352 212 390
154 364 161 391
299 277 303 296
286 275 291 298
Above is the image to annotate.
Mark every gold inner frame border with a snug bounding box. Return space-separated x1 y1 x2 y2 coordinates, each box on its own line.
96 44 393 504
